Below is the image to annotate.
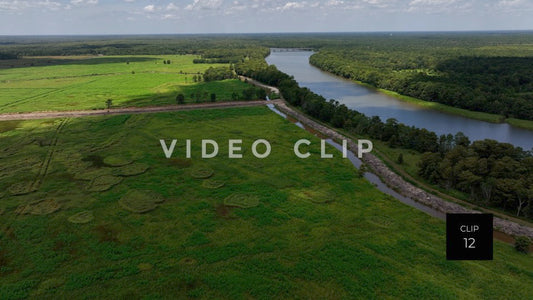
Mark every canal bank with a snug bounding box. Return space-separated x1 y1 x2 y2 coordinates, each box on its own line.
271 100 533 240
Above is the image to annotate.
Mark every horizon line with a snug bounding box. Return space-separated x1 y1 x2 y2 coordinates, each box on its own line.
1 29 533 37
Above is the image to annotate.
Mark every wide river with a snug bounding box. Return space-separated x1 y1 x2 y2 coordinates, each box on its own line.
266 51 533 150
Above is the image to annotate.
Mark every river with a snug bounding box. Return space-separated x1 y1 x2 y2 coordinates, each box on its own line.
266 50 533 150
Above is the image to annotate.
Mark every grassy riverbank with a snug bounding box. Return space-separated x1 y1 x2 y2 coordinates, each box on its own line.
1 106 532 298
348 78 533 131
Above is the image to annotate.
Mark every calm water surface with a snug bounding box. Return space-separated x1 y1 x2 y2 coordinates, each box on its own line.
266 51 533 150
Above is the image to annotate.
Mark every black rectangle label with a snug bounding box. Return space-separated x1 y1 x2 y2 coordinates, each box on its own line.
446 213 493 260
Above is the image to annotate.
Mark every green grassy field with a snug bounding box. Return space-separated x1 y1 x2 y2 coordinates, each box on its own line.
0 55 253 112
0 107 531 299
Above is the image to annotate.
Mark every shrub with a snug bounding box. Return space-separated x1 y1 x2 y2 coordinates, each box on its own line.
397 153 404 164
514 236 531 254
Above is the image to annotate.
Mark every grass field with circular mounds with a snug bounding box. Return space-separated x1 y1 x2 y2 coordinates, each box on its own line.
179 257 197 265
8 182 36 196
167 158 192 168
119 190 164 213
19 155 42 167
30 199 61 215
290 189 335 204
138 263 153 272
16 199 62 215
103 155 133 167
367 216 394 229
65 160 93 174
224 194 260 208
87 175 123 192
190 167 214 179
73 168 112 181
202 179 225 189
112 163 149 177
14 204 32 215
68 211 94 224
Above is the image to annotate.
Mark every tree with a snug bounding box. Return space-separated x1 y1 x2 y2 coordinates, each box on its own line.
194 91 202 103
514 236 531 254
256 88 267 100
106 99 112 111
203 66 235 82
176 93 185 104
397 153 404 164
210 93 216 102
242 87 257 100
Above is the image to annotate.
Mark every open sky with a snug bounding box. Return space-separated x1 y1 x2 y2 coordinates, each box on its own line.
0 0 532 35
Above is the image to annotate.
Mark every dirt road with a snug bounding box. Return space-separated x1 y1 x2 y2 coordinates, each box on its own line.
0 100 282 121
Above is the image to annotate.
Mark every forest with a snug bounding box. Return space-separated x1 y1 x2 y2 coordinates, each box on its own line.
309 38 533 120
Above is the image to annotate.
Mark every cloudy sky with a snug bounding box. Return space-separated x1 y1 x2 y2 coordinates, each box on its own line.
0 0 531 35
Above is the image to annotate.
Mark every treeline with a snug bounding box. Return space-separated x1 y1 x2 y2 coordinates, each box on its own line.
203 66 236 82
419 140 532 217
193 48 270 64
0 53 18 60
0 35 271 58
236 59 532 220
310 48 533 121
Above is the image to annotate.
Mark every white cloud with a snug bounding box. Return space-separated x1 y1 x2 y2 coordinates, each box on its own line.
143 4 155 12
409 0 454 5
0 0 62 11
166 3 179 11
71 0 98 5
277 1 308 11
407 0 474 13
185 0 223 10
325 0 344 6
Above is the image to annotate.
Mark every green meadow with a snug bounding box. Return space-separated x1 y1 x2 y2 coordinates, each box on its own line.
0 55 252 112
0 107 532 298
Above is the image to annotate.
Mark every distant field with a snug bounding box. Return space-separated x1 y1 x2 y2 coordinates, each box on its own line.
0 107 531 298
0 55 252 112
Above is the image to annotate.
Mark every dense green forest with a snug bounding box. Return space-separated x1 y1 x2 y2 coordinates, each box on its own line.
310 38 533 120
